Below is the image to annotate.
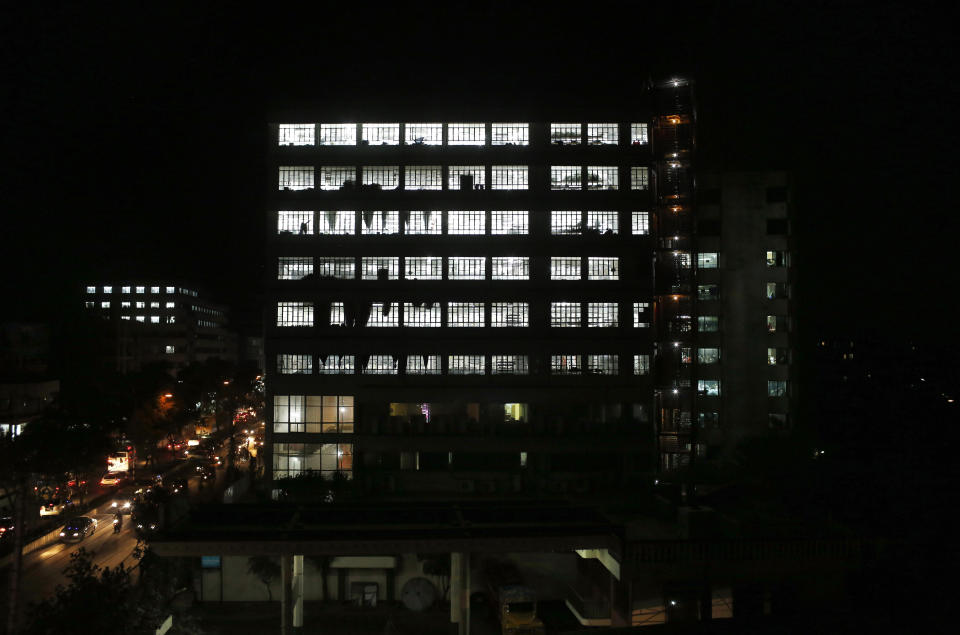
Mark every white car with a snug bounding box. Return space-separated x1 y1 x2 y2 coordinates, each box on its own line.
100 473 124 487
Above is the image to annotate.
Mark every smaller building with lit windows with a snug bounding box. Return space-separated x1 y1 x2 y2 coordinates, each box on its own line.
81 282 238 373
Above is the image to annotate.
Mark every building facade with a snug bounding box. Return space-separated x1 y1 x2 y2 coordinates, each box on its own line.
81 282 237 374
263 80 793 497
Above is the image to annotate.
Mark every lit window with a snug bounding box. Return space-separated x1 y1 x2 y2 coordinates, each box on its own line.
405 257 443 280
150 316 160 324
492 355 529 375
633 354 650 375
121 286 131 293
150 286 159 293
361 257 399 280
491 302 528 327
317 210 354 235
277 302 314 327
587 166 618 190
448 355 485 375
697 253 719 269
448 257 485 280
319 166 356 190
404 302 441 327
633 302 650 328
491 257 529 280
405 166 443 190
312 257 352 280
551 210 581 235
586 355 618 375
364 355 398 374
405 123 442 145
84 301 95 308
491 165 528 190
165 286 174 294
273 395 306 433
698 380 720 396
362 165 399 189
272 441 353 479
698 316 720 332
766 250 788 267
551 302 581 327
319 123 356 146
405 210 442 234
305 395 355 434
136 301 145 309
551 355 581 374
631 211 650 235
361 210 399 235
100 301 110 309
361 123 399 146
135 316 145 323
278 211 313 235
587 123 618 145
278 354 312 374
165 316 176 324
278 257 313 280
448 166 485 191
766 282 788 300
367 302 399 327
768 380 788 397
551 123 581 145
164 346 176 355
698 284 719 300
103 286 112 294
630 167 649 190
587 302 618 327
317 356 354 374
121 301 131 308
551 257 581 280
768 347 788 365
279 124 314 146
586 210 618 234
406 355 441 375
150 302 159 308
697 348 720 364
491 210 528 235
588 257 618 280
165 301 175 308
491 123 528 146
329 302 345 326
447 302 485 327
135 286 145 293
447 123 485 146
630 123 649 145
675 252 692 269
551 166 581 190
767 315 786 333
278 166 314 190
447 210 485 235
86 286 96 294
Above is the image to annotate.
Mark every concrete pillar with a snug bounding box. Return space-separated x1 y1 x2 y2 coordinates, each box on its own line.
281 555 293 635
450 552 471 635
293 555 304 632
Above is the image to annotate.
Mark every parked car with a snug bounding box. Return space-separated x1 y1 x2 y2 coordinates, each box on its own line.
59 516 98 543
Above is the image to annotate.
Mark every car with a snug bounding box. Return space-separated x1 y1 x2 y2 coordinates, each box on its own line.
132 478 158 500
110 496 134 515
100 472 124 487
39 500 65 517
169 478 189 495
197 465 216 481
59 516 97 543
0 517 14 542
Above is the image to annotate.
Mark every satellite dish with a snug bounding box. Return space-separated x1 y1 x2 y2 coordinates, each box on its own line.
400 577 438 612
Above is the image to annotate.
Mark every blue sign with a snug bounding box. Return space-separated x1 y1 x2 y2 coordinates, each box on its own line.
201 556 221 569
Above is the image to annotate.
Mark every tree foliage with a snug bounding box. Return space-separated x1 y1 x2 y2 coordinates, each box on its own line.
247 556 280 601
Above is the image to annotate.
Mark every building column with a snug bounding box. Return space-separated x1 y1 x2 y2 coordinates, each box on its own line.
293 555 304 632
450 552 471 635
281 554 293 635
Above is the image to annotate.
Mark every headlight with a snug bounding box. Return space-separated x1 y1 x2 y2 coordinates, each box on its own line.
59 532 65 536
72 533 79 537
111 502 117 507
149 524 156 530
137 524 143 529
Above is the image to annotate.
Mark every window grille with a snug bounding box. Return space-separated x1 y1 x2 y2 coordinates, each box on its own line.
405 256 443 280
405 123 442 145
279 211 315 234
273 395 305 433
447 302 485 327
404 166 443 190
317 355 354 374
362 166 399 189
406 355 442 374
491 257 528 280
551 302 581 327
361 123 399 145
364 355 398 374
587 166 618 190
491 123 528 145
551 166 581 190
367 302 399 327
633 354 650 375
551 123 581 145
277 302 313 327
551 355 581 374
633 302 650 328
448 355 485 375
631 211 650 235
447 210 486 235
361 257 399 280
278 354 312 374
317 210 355 235
491 165 528 190
447 123 485 145
319 166 356 190
491 302 528 327
492 355 529 375
587 302 618 327
588 257 618 280
630 167 649 190
448 257 485 280
631 123 649 145
586 354 618 375
586 210 618 234
697 253 719 269
319 123 356 146
697 348 720 364
587 123 618 145
698 380 721 396
491 210 528 235
279 166 314 190
448 166 485 191
316 257 355 279
361 210 400 235
278 257 313 280
699 316 720 332
279 124 314 146
551 257 581 280
552 210 581 235
405 210 442 234
404 302 441 327
330 302 346 326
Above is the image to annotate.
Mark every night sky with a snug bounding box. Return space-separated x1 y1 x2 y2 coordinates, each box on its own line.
3 2 954 342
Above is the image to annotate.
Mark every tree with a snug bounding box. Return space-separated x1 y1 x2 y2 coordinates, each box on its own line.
247 556 281 601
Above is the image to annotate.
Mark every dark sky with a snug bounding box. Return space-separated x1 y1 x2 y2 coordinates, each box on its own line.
3 1 955 341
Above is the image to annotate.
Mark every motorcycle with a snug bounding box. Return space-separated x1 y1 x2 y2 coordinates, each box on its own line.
113 517 122 534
